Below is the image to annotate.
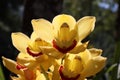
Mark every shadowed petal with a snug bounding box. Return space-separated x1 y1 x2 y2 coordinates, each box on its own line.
89 48 103 57
2 57 24 75
80 49 107 77
69 42 88 54
62 54 83 78
81 56 106 77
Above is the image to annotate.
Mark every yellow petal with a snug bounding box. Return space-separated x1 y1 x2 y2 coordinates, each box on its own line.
80 49 107 77
77 16 96 41
40 46 64 59
31 19 54 43
31 32 51 46
69 41 88 54
17 53 50 70
89 48 102 57
30 32 40 42
63 54 83 78
17 53 36 64
81 56 107 77
2 57 24 75
79 50 91 64
36 70 46 80
52 60 61 80
11 32 29 53
52 14 77 39
52 14 76 31
10 76 26 80
57 22 77 43
35 54 55 71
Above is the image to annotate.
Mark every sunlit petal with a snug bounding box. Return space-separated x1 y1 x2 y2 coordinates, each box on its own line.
11 32 29 53
77 16 96 41
17 53 36 64
40 46 64 59
30 32 40 42
31 19 54 43
52 14 77 40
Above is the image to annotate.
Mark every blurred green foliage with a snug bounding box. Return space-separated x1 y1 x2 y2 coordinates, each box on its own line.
0 63 5 80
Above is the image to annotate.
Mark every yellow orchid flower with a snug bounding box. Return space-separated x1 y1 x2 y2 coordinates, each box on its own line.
2 56 52 80
11 32 55 71
32 14 95 58
51 48 106 80
80 48 107 77
2 14 107 80
11 32 45 57
2 56 30 80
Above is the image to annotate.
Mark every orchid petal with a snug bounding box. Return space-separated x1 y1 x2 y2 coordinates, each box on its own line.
52 14 77 40
17 53 36 64
77 16 96 41
40 46 64 59
2 57 24 75
89 48 102 57
63 54 83 78
81 56 106 77
36 70 46 80
80 49 106 77
52 59 61 80
69 41 88 54
52 14 76 32
31 19 54 43
11 32 29 53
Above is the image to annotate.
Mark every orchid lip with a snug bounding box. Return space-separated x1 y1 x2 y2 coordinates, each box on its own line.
52 40 77 53
26 47 43 57
59 66 80 80
16 63 27 70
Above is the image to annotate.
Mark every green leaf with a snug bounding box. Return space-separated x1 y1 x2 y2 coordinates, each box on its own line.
0 63 5 80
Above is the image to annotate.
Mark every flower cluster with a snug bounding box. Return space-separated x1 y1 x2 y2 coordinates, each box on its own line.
2 14 107 80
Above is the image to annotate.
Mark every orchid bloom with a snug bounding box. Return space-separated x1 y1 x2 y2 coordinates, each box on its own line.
52 48 106 80
32 14 95 58
11 32 54 71
2 57 52 80
2 14 107 80
12 32 44 57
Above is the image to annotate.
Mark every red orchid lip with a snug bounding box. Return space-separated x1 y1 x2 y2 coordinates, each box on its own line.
59 66 80 80
52 40 77 53
26 47 43 57
16 63 27 70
